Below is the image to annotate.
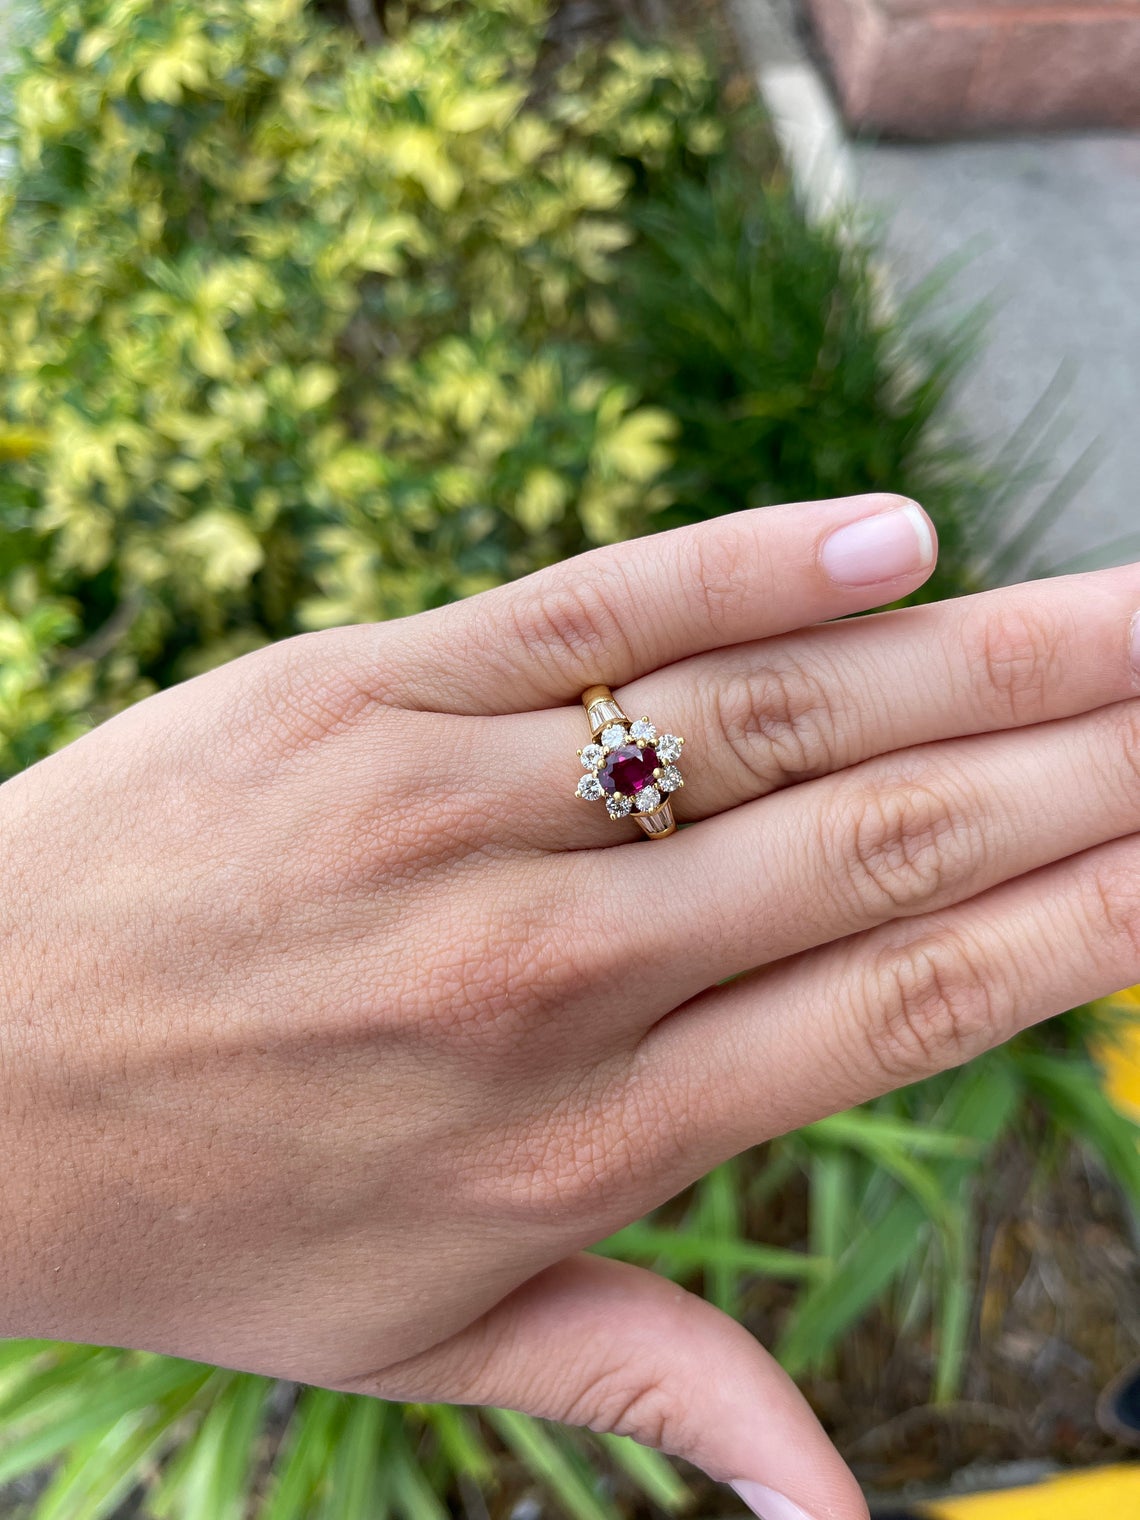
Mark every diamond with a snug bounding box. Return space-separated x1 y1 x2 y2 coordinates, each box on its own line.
599 744 659 798
606 794 634 819
636 785 662 813
656 733 683 763
658 765 683 793
600 724 628 752
576 774 604 802
580 743 605 770
630 718 657 743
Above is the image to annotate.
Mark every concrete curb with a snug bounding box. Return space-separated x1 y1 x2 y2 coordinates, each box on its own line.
725 0 855 222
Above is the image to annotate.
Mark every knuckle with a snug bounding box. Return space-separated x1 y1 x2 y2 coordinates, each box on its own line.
483 1092 642 1229
428 898 605 1046
864 926 1002 1082
506 564 635 688
837 775 976 918
1086 857 1140 963
1111 704 1140 794
710 655 842 791
683 520 757 641
965 599 1065 726
567 1367 678 1450
472 1059 671 1229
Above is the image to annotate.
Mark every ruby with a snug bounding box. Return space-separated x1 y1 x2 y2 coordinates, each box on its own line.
599 744 659 797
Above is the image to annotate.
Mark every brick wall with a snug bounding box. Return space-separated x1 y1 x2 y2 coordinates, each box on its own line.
802 0 1140 135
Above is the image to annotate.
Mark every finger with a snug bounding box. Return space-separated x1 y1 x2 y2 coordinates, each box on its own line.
353 1253 867 1520
614 696 1140 1009
500 560 1140 852
637 828 1140 1166
334 494 937 715
623 560 1140 823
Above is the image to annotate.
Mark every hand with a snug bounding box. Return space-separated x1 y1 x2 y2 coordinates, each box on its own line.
5 492 1140 1520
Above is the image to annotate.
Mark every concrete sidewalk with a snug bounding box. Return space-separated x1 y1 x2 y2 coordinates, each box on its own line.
852 133 1140 575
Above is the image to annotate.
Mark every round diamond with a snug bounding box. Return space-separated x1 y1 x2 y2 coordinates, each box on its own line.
576 774 604 802
636 785 662 813
580 743 605 770
606 794 634 819
600 724 629 752
630 718 657 743
658 765 683 793
656 733 683 764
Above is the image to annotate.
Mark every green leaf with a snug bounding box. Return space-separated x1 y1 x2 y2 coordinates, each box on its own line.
597 1434 691 1512
168 1373 270 1520
318 1395 385 1520
595 1223 827 1280
808 1150 852 1269
0 1356 208 1489
804 1109 982 1160
695 1160 742 1311
486 1411 615 1520
420 1404 496 1488
260 1388 346 1520
34 1369 212 1520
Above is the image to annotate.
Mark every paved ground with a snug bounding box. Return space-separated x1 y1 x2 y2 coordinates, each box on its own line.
851 134 1140 576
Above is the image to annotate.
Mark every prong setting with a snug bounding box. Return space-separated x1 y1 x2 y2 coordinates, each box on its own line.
574 713 685 830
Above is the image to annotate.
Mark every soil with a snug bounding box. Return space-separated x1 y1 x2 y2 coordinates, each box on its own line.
804 1144 1140 1501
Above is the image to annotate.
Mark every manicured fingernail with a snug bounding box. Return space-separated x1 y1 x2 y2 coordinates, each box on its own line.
819 502 934 587
730 1480 818 1520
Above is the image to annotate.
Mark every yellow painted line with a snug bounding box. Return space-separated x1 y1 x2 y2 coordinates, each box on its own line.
1098 986 1140 1124
921 1464 1140 1518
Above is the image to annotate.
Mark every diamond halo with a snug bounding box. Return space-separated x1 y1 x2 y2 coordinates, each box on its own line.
575 703 685 837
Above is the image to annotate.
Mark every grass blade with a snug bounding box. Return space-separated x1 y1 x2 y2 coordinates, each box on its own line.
596 1225 826 1281
597 1434 691 1512
486 1411 615 1520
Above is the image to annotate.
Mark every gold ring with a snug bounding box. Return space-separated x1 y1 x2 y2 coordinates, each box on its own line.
574 684 684 840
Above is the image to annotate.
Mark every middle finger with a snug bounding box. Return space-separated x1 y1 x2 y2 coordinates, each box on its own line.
513 562 1140 851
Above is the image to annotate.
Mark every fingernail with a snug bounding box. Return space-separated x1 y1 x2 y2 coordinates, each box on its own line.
1129 611 1140 686
819 502 934 587
730 1479 818 1520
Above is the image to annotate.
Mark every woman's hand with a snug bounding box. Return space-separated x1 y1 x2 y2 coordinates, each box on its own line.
5 492 1140 1520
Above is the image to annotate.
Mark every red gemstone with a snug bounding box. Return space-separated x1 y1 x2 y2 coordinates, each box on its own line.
599 744 659 797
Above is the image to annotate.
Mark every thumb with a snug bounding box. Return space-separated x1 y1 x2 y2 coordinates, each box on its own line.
367 1253 869 1520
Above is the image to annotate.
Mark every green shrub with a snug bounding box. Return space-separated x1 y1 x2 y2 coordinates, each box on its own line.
0 0 723 774
0 0 1136 1515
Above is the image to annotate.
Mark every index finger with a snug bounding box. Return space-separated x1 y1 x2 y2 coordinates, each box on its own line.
346 493 937 715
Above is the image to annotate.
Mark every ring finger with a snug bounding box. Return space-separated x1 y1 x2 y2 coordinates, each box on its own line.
605 693 1140 1015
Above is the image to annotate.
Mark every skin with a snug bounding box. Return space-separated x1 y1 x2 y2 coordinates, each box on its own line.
4 491 1140 1520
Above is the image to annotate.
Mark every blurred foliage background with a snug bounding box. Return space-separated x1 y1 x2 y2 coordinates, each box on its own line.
0 0 1138 1514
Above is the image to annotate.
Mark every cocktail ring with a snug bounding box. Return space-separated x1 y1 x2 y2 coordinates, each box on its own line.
574 684 684 840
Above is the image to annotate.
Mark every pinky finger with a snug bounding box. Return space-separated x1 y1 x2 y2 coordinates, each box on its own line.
641 834 1140 1163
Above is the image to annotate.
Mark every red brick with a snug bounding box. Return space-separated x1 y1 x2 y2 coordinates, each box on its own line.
802 0 1140 134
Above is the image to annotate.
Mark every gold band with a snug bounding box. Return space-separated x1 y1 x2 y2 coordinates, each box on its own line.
576 685 679 840
581 684 629 739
